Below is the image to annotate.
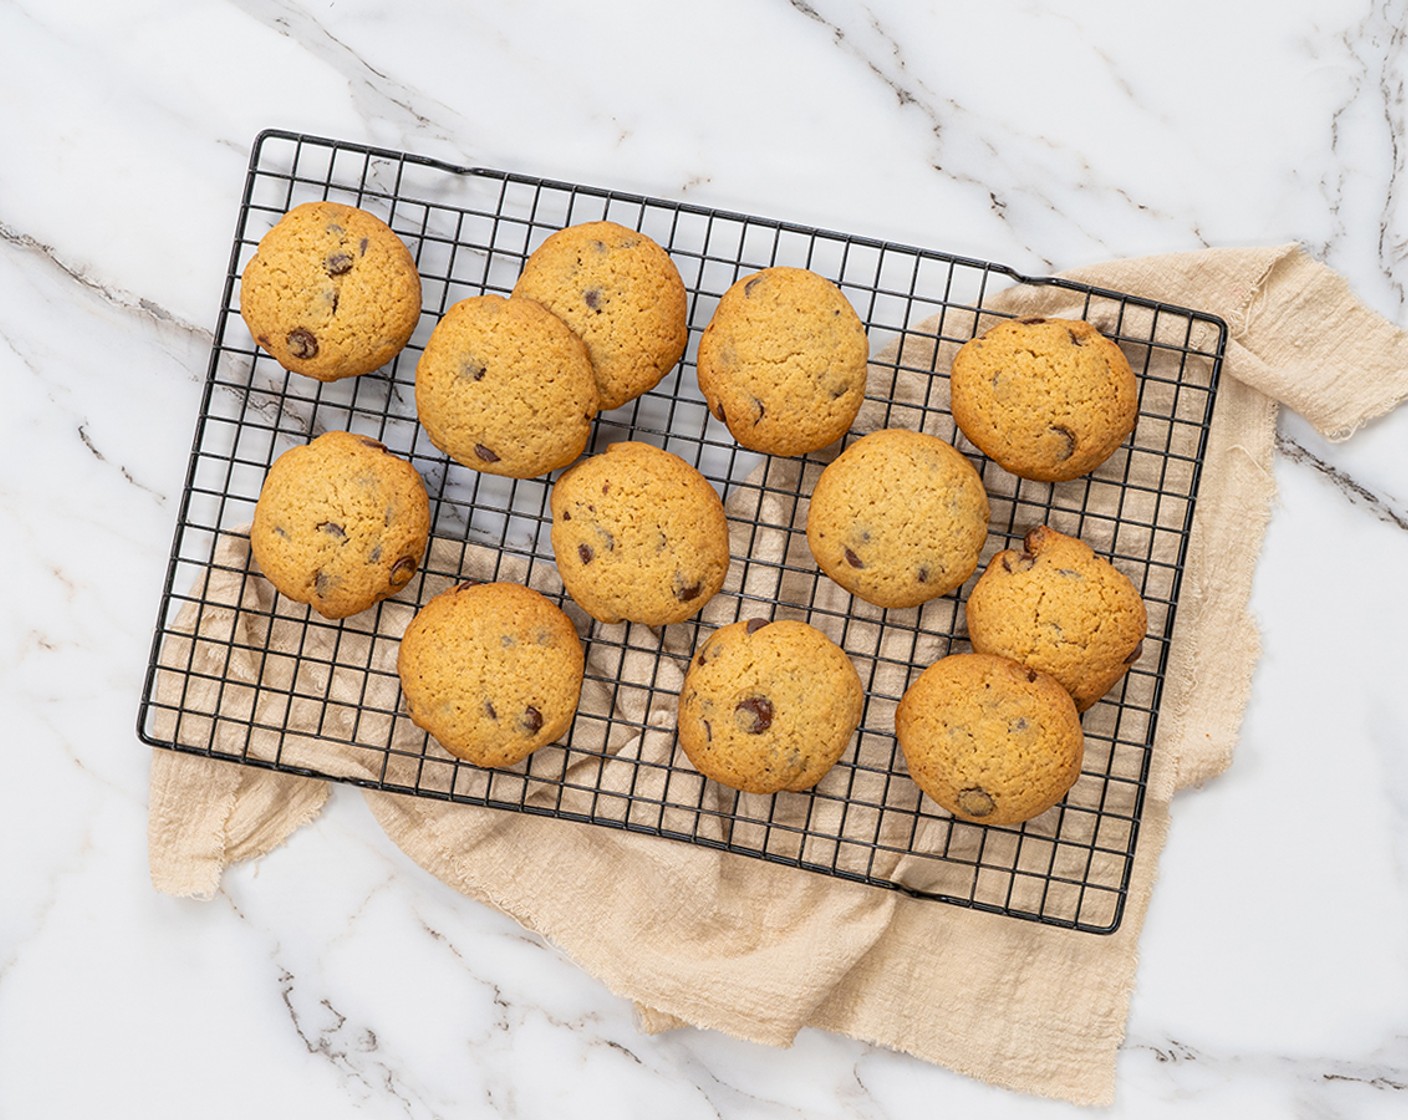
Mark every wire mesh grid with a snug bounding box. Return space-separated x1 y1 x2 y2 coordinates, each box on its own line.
138 130 1225 934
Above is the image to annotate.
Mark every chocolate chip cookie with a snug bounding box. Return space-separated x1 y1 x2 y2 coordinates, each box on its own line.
415 294 598 478
250 430 431 619
397 581 585 768
806 429 990 609
696 266 869 456
949 317 1138 482
895 653 1084 826
239 201 422 381
964 525 1147 711
549 442 730 625
677 618 864 794
512 220 688 411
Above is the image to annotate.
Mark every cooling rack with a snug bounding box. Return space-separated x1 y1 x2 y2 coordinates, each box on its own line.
138 129 1226 934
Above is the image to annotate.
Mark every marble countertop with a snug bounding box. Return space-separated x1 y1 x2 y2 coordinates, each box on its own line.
4 0 1407 1115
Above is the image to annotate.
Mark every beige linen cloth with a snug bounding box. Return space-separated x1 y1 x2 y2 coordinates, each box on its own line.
148 244 1408 1106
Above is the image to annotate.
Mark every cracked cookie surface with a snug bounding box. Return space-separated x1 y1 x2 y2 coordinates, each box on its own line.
512 220 687 411
549 441 730 625
965 524 1147 711
806 429 990 609
415 294 598 478
250 430 431 619
397 581 585 768
949 316 1137 481
895 652 1084 826
677 618 864 794
696 266 868 456
240 201 422 381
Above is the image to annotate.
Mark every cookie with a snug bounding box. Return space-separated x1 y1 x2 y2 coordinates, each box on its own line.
696 267 868 456
512 220 687 411
250 430 431 620
964 525 1147 711
677 618 864 794
415 294 598 478
806 429 990 609
949 317 1138 482
397 581 585 768
549 442 730 626
240 201 422 382
895 653 1084 826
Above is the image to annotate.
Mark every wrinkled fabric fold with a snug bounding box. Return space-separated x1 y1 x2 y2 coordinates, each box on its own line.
147 245 1408 1105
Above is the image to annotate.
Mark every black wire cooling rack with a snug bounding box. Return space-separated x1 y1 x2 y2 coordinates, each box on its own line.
138 130 1226 934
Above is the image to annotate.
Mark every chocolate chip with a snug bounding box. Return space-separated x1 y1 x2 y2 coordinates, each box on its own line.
734 696 774 734
601 482 610 495
286 328 319 359
474 444 500 463
328 292 340 316
521 706 543 734
1124 640 1145 665
1019 317 1047 325
313 570 332 597
1049 425 1076 461
578 543 594 565
358 237 369 256
484 700 498 720
273 525 289 539
455 579 480 591
596 527 615 551
326 223 345 236
316 521 346 539
561 509 571 522
584 288 603 311
745 617 769 635
1023 527 1047 552
702 718 712 742
461 360 487 382
1001 551 1036 574
917 566 930 583
1011 717 1029 732
844 547 865 569
356 435 387 450
752 397 766 423
674 575 704 602
1068 328 1084 346
500 634 517 647
744 276 763 297
712 400 727 424
1026 669 1039 682
368 544 382 563
827 381 849 400
389 556 416 585
957 787 995 817
257 334 272 347
326 253 353 276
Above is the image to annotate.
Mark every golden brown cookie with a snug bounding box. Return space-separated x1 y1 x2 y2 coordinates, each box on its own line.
696 267 868 456
239 201 422 381
250 431 431 619
895 652 1084 826
805 429 990 609
512 220 687 411
677 618 864 794
964 525 1147 711
396 581 585 768
549 442 730 625
415 294 598 478
949 317 1137 481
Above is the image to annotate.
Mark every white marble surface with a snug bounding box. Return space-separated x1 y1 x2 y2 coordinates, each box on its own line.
3 0 1408 1115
